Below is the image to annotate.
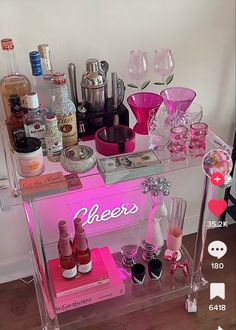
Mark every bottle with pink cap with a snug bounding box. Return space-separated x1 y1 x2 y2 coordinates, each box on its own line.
60 233 77 279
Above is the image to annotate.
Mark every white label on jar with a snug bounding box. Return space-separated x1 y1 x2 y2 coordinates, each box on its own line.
57 113 78 148
19 157 44 176
62 266 77 279
78 260 92 274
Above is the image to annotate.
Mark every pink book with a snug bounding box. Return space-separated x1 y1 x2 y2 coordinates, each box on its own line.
49 248 109 297
54 247 125 313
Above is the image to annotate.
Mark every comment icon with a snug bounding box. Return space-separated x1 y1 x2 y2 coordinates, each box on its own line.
208 241 227 259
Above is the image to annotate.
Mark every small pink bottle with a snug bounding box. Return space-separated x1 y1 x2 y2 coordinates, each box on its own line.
60 234 77 280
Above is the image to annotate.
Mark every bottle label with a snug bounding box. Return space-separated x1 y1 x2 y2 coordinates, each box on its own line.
57 113 78 148
62 266 77 279
78 260 92 274
12 128 26 142
24 123 46 150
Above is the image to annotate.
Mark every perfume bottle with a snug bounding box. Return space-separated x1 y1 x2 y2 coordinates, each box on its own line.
24 92 46 154
0 38 31 118
45 114 63 162
73 228 92 274
6 94 26 146
51 73 78 148
29 51 52 111
60 233 77 279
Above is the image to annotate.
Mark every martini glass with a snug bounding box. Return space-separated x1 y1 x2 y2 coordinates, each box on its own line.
127 92 163 135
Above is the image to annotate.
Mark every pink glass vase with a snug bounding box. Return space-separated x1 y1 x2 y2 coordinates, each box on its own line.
189 122 208 158
127 92 163 135
160 87 196 116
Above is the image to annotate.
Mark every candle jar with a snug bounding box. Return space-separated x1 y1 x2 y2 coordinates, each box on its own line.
168 126 188 161
189 122 208 158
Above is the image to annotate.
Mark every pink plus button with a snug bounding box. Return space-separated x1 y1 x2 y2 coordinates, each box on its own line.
211 172 224 186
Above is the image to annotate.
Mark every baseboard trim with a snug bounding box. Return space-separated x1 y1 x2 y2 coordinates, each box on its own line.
0 255 33 284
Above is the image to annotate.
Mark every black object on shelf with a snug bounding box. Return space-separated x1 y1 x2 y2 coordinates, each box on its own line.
221 131 236 222
76 98 129 139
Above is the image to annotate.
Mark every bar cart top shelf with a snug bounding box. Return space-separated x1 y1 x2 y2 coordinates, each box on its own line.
4 127 232 203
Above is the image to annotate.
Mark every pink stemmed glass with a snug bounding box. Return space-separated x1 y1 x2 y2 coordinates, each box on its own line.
128 50 148 83
168 126 188 161
189 122 208 158
153 49 175 82
160 87 196 116
127 92 163 135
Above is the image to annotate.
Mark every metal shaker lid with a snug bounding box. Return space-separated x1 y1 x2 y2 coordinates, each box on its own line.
86 58 100 72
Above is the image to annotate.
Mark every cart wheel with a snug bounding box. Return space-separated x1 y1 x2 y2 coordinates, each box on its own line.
185 298 197 313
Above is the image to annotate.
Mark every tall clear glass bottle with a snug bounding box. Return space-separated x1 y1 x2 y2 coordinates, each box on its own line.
24 92 46 154
0 38 31 118
29 51 52 112
45 114 63 162
51 73 78 148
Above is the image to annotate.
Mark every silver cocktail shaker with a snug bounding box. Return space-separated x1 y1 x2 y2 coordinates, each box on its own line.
81 58 108 113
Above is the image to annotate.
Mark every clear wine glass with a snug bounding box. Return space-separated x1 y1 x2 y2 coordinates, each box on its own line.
148 107 171 150
120 218 140 267
153 49 175 84
128 50 148 85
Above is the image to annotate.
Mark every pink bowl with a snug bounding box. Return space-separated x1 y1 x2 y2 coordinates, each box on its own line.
127 92 163 135
95 125 135 156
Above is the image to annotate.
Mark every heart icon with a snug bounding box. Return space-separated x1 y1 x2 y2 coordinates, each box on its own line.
208 200 227 217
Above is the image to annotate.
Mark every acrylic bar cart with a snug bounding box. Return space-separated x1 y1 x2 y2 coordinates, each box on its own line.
0 123 232 330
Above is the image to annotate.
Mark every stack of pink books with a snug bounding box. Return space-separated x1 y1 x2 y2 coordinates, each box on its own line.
48 247 125 313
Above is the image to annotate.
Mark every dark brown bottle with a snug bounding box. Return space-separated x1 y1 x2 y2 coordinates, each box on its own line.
74 228 92 274
6 94 25 146
60 233 77 279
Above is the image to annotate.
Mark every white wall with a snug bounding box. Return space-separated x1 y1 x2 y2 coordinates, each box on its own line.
0 0 235 282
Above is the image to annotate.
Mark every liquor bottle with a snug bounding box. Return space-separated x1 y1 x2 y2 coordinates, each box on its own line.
0 38 31 118
37 44 53 81
51 73 78 148
29 51 52 112
6 94 26 146
73 228 92 274
45 114 63 162
24 92 46 154
58 220 69 256
60 233 77 279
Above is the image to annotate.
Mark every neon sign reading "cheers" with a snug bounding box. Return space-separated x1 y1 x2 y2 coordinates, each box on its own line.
73 203 139 226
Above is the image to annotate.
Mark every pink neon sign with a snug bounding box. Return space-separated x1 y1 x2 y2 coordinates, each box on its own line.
74 203 139 226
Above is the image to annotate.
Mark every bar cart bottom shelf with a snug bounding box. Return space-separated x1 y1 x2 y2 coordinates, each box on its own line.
56 244 208 329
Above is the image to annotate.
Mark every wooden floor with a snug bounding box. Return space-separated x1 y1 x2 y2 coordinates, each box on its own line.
0 225 235 330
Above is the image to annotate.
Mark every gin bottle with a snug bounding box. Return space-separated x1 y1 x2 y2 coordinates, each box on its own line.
51 73 78 148
0 38 31 118
45 114 63 162
29 51 52 112
24 92 46 154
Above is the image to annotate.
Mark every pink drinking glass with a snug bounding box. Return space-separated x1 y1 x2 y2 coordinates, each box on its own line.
160 87 196 116
127 92 163 135
168 126 188 161
128 50 148 82
189 122 208 158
